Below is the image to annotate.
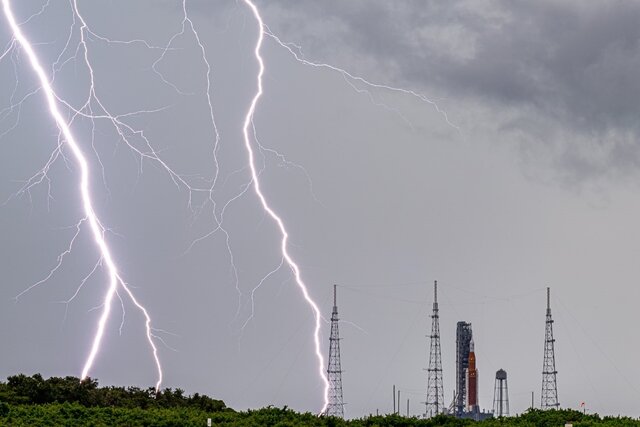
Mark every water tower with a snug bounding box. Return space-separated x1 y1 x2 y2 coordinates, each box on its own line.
492 369 509 417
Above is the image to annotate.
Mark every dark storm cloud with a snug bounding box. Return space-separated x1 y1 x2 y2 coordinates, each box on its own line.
261 0 640 178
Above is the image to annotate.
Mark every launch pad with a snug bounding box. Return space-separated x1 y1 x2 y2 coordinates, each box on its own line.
451 321 493 420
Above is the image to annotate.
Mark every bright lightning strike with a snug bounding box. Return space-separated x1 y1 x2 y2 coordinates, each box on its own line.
239 2 460 412
1 0 162 390
241 0 330 413
2 0 460 414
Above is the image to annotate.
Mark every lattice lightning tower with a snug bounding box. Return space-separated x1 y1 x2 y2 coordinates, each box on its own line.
426 280 445 417
326 284 344 418
541 287 559 409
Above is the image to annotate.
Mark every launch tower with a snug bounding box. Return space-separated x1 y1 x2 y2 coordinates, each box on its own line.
453 326 492 421
455 321 472 414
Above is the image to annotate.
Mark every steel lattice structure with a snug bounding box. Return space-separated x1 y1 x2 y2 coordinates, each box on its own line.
455 321 472 415
426 281 445 417
326 285 344 418
541 287 559 409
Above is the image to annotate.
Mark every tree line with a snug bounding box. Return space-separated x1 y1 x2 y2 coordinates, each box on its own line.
0 373 226 412
1 374 639 426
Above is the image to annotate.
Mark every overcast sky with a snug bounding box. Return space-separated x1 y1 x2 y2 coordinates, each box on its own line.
2 0 640 418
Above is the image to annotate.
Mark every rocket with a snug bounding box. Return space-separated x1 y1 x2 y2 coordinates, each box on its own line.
467 338 478 410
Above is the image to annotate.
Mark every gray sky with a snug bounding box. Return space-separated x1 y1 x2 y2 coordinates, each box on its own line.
2 0 640 418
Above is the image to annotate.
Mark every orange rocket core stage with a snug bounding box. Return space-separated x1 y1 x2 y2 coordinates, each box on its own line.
468 339 478 409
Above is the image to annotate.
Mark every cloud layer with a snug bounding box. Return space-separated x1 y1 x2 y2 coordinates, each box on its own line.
262 0 640 180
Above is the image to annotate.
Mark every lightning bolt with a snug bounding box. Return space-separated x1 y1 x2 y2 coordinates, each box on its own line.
238 1 460 412
265 28 460 134
241 0 330 413
1 0 162 390
2 0 460 414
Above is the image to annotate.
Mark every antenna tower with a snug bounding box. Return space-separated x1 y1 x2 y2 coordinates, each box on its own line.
326 284 345 418
541 287 559 409
425 280 445 417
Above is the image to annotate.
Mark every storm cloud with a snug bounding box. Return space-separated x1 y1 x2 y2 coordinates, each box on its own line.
260 0 640 180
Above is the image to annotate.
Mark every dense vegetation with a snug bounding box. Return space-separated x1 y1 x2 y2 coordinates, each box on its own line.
0 374 225 411
1 374 639 426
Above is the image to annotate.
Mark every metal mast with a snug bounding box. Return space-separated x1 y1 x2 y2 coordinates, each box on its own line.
426 280 445 417
541 287 559 409
326 284 344 418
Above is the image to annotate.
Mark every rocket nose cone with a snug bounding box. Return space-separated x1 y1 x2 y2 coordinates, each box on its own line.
470 338 474 352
